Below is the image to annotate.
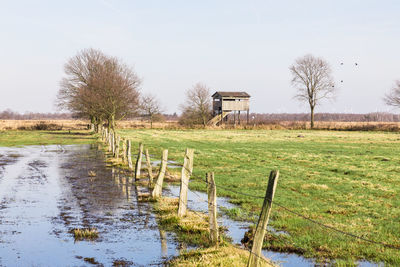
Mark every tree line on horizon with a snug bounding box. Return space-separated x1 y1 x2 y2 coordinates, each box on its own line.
48 49 400 129
3 109 400 123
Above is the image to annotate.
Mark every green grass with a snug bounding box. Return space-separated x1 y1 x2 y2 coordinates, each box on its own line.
0 130 96 147
117 129 400 265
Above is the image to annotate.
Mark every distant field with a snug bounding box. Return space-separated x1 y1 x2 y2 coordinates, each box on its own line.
0 119 177 130
2 119 400 131
117 129 400 265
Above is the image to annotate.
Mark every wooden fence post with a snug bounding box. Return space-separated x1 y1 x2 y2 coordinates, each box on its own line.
207 172 219 245
151 149 168 198
177 148 194 217
247 170 279 267
122 138 127 163
127 140 133 170
111 132 115 155
135 143 144 181
115 136 120 158
145 149 154 185
108 131 113 152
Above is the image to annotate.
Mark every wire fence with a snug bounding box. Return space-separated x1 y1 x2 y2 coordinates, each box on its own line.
100 129 400 266
200 177 400 251
165 160 400 252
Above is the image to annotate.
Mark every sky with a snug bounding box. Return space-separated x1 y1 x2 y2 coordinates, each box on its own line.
0 0 399 114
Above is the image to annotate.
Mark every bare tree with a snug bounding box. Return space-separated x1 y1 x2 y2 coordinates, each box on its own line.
384 80 400 108
94 56 141 129
57 48 141 131
290 54 335 128
179 83 212 127
140 93 163 128
57 48 105 130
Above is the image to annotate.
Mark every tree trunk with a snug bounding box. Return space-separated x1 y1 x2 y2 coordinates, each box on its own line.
107 118 111 132
310 106 315 129
109 114 115 131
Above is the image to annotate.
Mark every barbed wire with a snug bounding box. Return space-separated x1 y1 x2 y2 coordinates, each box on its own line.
200 178 400 251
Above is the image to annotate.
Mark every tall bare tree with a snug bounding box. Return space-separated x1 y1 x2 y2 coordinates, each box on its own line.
57 48 141 131
290 54 335 128
57 48 104 129
179 83 212 127
140 93 163 128
384 80 400 108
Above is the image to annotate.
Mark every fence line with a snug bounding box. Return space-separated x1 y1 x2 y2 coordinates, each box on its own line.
97 127 400 264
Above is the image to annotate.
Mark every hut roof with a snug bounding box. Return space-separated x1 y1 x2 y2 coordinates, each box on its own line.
212 91 250 98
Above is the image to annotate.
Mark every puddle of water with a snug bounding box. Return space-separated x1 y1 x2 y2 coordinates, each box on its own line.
151 159 181 169
0 144 186 266
165 185 380 267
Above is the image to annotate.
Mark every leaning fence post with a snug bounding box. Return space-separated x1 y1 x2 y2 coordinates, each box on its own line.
115 136 120 158
247 170 279 267
151 149 168 198
135 143 144 180
127 140 133 170
177 148 194 217
145 149 154 185
207 172 219 245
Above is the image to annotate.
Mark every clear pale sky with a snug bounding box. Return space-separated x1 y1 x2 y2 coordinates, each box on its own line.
1 0 399 114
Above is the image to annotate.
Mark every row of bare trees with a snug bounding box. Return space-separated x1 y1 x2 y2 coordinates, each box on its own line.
56 49 399 129
57 48 163 130
178 54 337 128
179 54 400 128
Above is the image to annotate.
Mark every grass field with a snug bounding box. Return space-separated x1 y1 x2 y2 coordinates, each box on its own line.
0 130 96 146
116 129 400 265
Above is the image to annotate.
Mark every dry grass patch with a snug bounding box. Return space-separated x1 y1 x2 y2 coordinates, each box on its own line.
301 183 329 190
169 246 274 267
71 227 99 240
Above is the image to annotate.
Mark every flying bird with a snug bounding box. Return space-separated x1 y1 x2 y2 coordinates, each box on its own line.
340 62 344 65
341 80 343 83
355 63 358 66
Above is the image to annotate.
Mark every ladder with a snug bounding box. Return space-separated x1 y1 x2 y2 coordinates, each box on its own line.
207 112 229 126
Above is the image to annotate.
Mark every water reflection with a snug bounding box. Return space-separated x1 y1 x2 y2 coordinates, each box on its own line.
0 145 185 266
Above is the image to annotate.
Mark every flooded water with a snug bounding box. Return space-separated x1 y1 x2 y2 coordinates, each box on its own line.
0 145 184 266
